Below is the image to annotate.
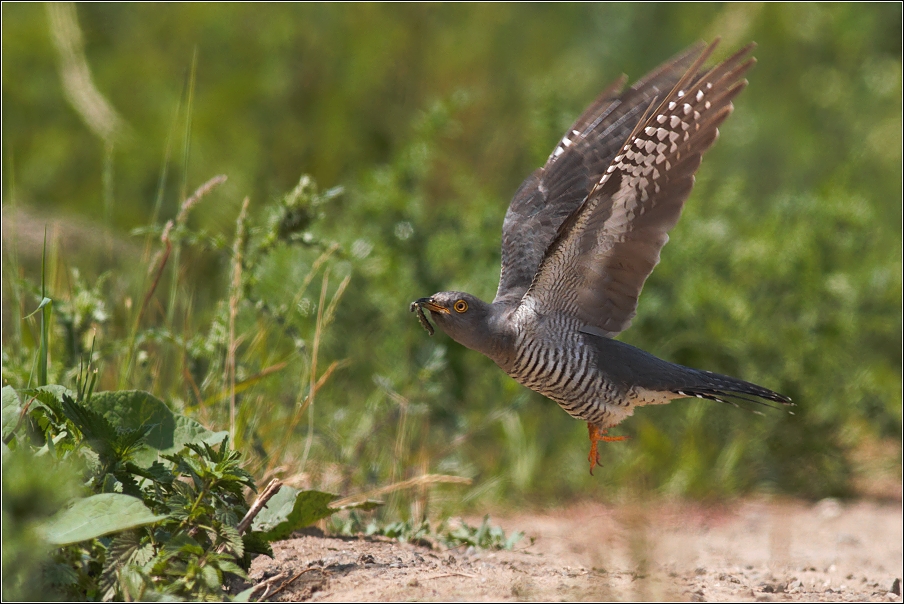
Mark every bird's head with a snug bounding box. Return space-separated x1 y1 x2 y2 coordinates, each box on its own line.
410 291 500 356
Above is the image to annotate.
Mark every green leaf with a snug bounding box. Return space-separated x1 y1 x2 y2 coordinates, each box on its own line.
251 488 336 542
171 415 229 451
88 391 227 466
108 530 155 568
152 533 202 566
42 493 167 545
2 386 23 441
23 385 76 415
212 558 246 578
201 564 220 590
241 531 274 558
59 394 118 457
125 460 174 484
118 565 149 601
505 530 526 550
331 499 383 512
218 523 244 558
232 586 257 602
42 562 79 588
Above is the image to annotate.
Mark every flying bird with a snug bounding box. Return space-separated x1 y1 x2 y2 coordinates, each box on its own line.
411 40 791 473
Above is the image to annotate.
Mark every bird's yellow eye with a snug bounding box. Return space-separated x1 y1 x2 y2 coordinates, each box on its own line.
454 299 468 313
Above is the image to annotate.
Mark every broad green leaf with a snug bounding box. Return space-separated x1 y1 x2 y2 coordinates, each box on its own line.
2 386 22 441
251 489 383 543
59 395 118 457
88 391 227 465
251 488 335 541
171 415 229 452
42 493 167 545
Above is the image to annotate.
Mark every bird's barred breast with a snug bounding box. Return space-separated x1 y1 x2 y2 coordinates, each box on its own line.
508 326 633 428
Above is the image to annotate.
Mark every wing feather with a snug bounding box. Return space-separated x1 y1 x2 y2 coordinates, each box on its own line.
523 41 756 337
494 42 709 305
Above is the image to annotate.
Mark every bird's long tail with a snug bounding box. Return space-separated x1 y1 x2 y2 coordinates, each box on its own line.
673 369 792 412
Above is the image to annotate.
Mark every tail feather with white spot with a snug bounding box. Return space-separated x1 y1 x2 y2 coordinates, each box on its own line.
674 369 792 411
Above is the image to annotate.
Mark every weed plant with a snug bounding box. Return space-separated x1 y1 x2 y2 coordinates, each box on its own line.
331 512 528 552
1 382 383 600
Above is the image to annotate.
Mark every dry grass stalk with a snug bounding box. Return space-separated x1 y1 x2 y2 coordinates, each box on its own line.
228 196 250 441
299 271 330 470
236 478 283 535
46 2 128 143
126 175 228 383
267 264 350 476
176 174 227 224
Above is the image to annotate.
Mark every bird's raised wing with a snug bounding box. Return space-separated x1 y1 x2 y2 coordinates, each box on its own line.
522 41 755 337
494 42 708 306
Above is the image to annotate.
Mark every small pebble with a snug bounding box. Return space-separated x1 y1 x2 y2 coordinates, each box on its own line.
357 553 375 565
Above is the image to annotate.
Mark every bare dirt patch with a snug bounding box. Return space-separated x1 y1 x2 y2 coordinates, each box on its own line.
249 498 903 602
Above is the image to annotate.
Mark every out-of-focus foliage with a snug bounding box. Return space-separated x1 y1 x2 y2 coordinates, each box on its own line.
331 512 526 551
2 380 376 600
2 445 84 601
2 3 901 510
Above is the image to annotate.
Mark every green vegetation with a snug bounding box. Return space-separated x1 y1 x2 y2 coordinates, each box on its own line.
0 176 380 599
331 513 527 552
2 6 900 584
2 383 379 600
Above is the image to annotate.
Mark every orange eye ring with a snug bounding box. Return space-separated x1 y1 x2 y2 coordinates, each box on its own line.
453 299 468 313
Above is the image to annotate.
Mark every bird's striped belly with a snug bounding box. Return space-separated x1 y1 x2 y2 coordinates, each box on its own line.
507 334 631 427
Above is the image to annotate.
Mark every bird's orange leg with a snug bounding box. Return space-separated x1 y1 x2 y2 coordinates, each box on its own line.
587 424 628 475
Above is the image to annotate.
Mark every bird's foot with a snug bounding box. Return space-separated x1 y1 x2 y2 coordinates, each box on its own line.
587 424 628 475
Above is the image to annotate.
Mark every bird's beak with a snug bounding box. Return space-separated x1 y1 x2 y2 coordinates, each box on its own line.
413 297 450 314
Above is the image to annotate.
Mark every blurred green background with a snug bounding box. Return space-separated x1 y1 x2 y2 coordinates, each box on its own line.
2 3 901 512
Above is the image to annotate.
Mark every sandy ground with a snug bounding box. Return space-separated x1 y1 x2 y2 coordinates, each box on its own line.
248 498 903 602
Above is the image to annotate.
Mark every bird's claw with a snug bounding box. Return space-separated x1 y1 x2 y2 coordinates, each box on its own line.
588 441 603 475
587 424 628 475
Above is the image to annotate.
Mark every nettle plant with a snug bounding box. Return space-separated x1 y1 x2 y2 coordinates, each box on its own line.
2 384 377 601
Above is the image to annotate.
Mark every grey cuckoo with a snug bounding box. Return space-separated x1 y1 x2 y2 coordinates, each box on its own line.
411 40 791 473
